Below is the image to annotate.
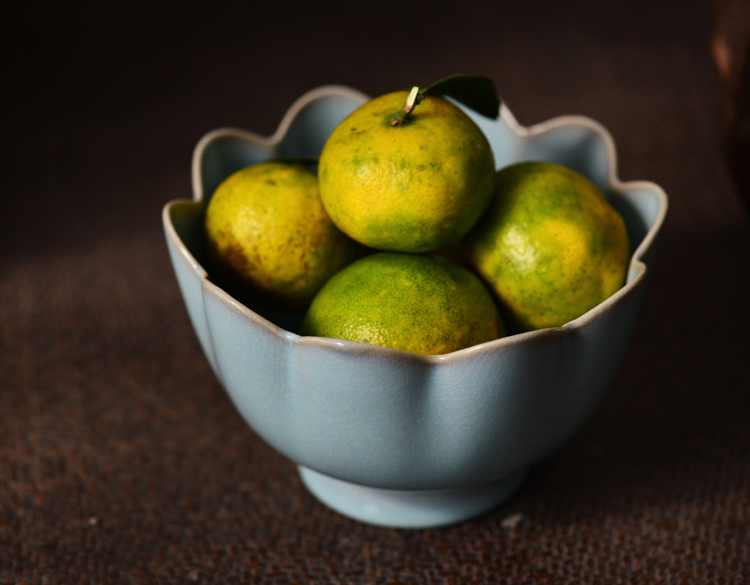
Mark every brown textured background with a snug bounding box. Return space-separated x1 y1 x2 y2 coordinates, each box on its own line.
2 0 750 583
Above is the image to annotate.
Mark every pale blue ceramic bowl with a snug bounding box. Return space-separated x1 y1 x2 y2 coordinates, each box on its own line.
163 85 667 528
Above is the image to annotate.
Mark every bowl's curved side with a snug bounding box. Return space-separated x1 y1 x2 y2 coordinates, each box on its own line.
163 86 669 491
163 201 221 380
197 259 650 490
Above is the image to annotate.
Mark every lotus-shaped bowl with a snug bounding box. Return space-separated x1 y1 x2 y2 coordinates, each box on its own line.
162 85 667 528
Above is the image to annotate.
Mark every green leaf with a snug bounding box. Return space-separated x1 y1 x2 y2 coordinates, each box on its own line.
421 75 500 119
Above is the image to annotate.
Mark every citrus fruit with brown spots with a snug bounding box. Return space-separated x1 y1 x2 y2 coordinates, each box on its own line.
318 90 496 253
300 252 503 355
204 161 361 308
465 162 630 333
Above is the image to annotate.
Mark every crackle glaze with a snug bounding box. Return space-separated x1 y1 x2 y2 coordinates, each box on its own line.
162 85 667 527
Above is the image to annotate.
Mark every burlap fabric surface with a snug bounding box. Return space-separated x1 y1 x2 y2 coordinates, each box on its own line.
2 0 749 583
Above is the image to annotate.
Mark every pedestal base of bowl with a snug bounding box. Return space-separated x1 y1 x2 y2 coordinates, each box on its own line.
298 466 527 529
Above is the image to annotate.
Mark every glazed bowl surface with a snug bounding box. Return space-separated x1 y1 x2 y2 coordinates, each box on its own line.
163 85 667 527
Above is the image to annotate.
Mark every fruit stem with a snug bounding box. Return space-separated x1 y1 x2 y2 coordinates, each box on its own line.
391 86 423 126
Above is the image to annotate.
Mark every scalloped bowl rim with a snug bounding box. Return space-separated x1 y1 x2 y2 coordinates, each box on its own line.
164 84 668 364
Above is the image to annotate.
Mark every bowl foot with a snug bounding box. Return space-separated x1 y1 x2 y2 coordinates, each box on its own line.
298 466 527 529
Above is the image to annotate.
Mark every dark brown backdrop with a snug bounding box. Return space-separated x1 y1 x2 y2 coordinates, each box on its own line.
2 0 749 583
